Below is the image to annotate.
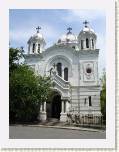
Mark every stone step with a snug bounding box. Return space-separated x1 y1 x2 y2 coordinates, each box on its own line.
39 118 67 126
47 118 60 122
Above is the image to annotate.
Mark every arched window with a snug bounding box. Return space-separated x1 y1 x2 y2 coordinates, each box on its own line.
57 63 62 77
38 44 40 53
84 98 86 105
64 67 68 81
92 39 94 49
89 96 92 106
32 43 35 53
81 40 84 49
86 38 89 48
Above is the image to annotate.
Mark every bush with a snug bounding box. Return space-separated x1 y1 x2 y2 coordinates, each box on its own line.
9 65 52 123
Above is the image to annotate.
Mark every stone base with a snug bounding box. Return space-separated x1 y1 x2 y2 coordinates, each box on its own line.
60 112 67 122
38 112 47 121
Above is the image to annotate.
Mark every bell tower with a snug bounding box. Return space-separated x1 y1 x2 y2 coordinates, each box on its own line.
27 26 46 54
78 20 97 50
78 21 99 86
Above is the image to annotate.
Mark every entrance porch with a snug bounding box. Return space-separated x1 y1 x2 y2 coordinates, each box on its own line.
38 91 69 122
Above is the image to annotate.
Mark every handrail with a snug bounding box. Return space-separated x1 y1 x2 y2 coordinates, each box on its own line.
51 72 70 89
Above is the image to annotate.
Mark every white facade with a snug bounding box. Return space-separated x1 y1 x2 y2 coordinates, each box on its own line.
24 22 102 122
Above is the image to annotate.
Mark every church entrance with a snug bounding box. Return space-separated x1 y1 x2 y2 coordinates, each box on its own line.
52 95 61 119
46 92 61 119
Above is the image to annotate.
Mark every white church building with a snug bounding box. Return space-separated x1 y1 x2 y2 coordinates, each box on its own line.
24 21 102 122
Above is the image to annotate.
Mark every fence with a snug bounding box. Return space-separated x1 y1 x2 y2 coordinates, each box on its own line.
66 112 104 128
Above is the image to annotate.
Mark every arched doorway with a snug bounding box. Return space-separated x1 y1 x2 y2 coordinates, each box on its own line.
52 94 61 119
46 92 61 119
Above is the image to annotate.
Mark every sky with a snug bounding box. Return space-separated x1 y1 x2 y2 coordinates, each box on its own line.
9 9 106 76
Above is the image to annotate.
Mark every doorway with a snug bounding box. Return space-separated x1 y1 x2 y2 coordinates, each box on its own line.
52 95 61 119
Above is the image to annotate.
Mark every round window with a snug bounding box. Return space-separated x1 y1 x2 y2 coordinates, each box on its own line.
86 68 92 74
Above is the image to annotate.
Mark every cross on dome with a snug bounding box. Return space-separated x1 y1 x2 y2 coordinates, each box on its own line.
36 26 41 33
67 27 72 34
83 20 89 27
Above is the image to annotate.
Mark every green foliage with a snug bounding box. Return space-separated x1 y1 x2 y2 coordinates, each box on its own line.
9 48 52 123
100 70 106 123
9 47 24 75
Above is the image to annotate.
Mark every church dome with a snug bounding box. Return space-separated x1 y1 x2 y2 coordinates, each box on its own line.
82 26 95 33
78 21 97 37
28 26 45 43
32 32 44 41
57 27 78 44
79 26 96 38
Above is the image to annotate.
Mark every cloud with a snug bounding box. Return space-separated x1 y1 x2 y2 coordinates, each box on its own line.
61 9 105 23
41 23 60 39
72 10 105 20
9 9 106 75
9 30 29 42
10 21 58 39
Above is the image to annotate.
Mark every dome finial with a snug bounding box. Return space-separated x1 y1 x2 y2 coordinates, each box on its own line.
83 20 89 27
36 26 41 33
67 27 72 34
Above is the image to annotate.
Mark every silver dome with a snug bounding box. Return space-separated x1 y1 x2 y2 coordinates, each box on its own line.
27 26 45 44
57 28 78 44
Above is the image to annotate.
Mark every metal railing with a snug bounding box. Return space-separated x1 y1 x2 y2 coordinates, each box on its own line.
66 112 104 128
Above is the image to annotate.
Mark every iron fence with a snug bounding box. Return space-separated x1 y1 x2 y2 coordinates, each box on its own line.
66 112 104 128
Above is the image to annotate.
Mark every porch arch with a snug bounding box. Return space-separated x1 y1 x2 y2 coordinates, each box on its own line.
45 55 72 77
46 90 62 119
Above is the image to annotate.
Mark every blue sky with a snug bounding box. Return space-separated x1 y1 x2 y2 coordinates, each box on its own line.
9 9 106 76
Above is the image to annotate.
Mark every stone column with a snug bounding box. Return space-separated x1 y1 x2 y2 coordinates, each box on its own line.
89 38 91 49
44 102 46 112
30 44 32 54
38 102 47 121
62 67 64 80
94 39 96 50
61 100 64 113
66 100 69 112
83 39 85 49
34 43 37 53
40 103 42 111
60 100 67 122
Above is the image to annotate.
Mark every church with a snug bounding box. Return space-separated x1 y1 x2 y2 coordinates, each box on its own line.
24 21 102 122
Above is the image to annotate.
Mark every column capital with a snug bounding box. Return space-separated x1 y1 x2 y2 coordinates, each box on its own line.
61 99 70 103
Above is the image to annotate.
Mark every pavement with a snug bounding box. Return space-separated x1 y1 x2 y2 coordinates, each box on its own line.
10 119 105 132
10 119 106 139
9 125 106 139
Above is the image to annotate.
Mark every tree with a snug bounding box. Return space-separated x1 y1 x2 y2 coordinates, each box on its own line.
9 47 24 75
9 48 52 123
100 70 106 124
